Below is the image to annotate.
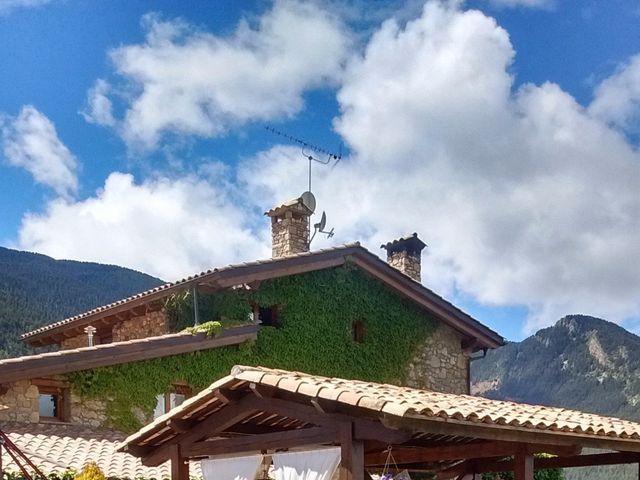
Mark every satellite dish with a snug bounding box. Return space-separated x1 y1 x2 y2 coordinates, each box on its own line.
301 191 316 213
315 211 326 231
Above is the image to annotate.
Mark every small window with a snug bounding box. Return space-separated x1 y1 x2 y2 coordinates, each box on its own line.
153 385 192 419
352 320 365 343
258 305 280 328
38 387 67 422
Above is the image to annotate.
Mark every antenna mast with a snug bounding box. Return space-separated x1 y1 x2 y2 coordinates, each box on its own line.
265 126 342 192
265 126 340 245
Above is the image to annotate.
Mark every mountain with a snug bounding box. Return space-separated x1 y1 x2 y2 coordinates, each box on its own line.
0 247 164 358
471 314 640 480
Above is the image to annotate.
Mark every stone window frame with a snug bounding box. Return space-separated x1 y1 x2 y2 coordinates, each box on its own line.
33 379 70 423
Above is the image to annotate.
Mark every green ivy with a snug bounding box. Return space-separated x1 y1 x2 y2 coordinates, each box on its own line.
184 321 222 336
69 264 436 432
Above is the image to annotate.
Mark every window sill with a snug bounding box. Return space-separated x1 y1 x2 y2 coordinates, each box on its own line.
38 418 72 425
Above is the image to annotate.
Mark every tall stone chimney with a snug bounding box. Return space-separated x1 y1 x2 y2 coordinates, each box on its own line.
265 197 312 258
381 233 426 282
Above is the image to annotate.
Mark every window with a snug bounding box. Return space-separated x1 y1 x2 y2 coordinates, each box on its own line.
258 305 280 328
37 385 68 422
352 320 365 343
153 385 192 419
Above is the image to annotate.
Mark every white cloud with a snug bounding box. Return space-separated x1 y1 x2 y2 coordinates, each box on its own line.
0 0 51 15
81 79 116 127
2 105 79 197
241 1 640 333
589 55 640 133
88 0 351 151
15 171 269 280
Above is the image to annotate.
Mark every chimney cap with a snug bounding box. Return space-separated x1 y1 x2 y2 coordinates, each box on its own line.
381 233 427 256
264 197 313 218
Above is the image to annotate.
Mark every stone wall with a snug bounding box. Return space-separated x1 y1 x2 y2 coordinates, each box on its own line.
270 209 310 258
112 310 169 342
70 393 107 427
0 380 39 423
387 250 421 282
405 322 469 394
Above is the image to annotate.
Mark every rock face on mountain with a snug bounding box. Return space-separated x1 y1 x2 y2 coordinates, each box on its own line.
472 315 640 480
0 247 163 358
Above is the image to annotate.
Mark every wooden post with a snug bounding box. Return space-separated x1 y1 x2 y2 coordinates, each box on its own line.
340 422 365 480
514 453 534 480
169 444 189 480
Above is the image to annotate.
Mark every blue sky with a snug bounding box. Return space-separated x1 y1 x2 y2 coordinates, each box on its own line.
1 0 639 341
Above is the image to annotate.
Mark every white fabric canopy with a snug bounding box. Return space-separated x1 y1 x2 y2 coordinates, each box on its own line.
273 447 341 480
201 454 263 480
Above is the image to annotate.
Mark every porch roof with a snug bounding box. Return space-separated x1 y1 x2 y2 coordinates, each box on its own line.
118 365 640 476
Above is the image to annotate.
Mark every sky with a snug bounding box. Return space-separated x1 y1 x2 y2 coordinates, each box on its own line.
0 0 639 341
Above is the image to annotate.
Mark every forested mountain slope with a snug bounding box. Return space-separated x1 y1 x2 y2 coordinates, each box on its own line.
472 315 640 480
0 246 163 358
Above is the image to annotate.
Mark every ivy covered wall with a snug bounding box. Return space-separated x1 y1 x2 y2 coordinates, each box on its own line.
69 264 438 432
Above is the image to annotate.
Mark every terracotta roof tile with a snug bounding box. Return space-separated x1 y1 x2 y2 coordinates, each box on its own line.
0 422 201 479
119 365 640 454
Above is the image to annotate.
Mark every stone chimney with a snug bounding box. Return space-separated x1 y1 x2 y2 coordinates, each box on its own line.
265 197 312 258
381 233 426 282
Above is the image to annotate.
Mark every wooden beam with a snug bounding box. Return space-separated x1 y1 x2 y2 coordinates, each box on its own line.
141 396 259 466
244 395 410 444
446 451 640 476
364 442 580 466
183 427 336 458
340 423 364 480
215 387 245 404
166 418 194 434
382 414 640 453
514 453 533 480
1 325 258 384
535 452 640 470
169 444 189 480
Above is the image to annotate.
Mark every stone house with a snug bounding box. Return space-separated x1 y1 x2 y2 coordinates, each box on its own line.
0 196 502 477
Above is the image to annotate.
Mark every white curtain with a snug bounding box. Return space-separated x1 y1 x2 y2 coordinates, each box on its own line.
201 454 263 480
272 447 341 480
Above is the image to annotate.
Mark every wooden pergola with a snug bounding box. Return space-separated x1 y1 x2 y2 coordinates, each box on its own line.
119 366 640 480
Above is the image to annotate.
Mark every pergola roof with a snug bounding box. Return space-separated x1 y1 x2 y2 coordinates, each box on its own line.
21 244 503 350
119 365 640 478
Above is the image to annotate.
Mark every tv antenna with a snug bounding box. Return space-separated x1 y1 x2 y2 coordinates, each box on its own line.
265 126 342 192
265 126 339 244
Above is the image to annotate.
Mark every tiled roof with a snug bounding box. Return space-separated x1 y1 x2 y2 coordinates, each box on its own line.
21 243 503 350
120 365 640 452
20 244 361 342
0 325 258 383
0 422 201 478
233 366 640 439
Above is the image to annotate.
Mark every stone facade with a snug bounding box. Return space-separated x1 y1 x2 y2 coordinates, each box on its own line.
268 203 311 258
112 310 169 342
387 250 421 282
70 393 107 427
60 311 169 350
0 380 39 423
405 322 469 394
